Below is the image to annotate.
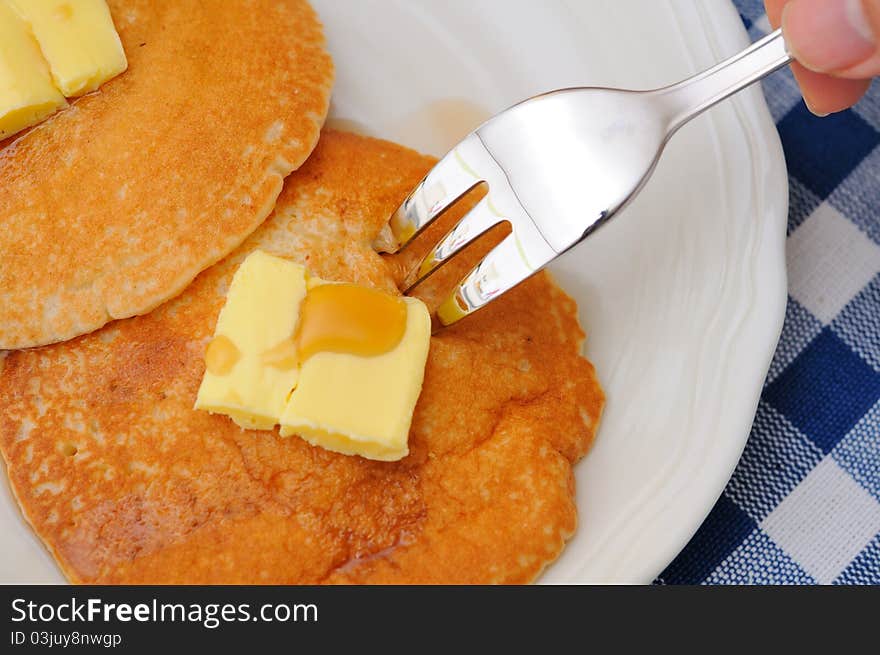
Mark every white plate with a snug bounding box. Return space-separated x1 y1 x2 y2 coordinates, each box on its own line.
0 0 788 584
319 0 789 583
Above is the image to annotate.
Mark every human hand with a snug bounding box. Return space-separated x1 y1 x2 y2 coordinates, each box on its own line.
765 0 877 114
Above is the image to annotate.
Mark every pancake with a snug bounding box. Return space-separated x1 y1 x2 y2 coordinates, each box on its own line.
0 130 604 584
0 0 333 349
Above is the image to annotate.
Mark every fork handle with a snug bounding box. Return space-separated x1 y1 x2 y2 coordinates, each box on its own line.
653 28 792 132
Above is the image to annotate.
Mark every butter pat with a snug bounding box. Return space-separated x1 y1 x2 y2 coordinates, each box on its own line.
194 250 431 461
0 1 67 139
195 251 307 430
280 293 430 461
9 0 127 97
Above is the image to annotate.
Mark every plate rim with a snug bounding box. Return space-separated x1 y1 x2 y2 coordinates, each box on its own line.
625 0 789 583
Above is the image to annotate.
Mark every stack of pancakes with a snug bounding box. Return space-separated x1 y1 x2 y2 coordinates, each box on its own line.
0 0 603 584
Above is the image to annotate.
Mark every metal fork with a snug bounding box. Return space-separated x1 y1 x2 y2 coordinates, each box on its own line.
375 28 792 326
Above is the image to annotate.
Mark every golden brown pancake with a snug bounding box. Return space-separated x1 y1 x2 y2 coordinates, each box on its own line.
0 131 604 584
0 0 333 349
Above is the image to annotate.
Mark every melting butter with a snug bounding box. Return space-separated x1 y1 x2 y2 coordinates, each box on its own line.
261 338 299 371
280 292 430 461
205 335 239 375
295 283 408 361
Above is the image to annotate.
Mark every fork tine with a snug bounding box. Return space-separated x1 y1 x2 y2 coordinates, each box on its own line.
373 132 485 254
401 196 503 292
434 227 556 326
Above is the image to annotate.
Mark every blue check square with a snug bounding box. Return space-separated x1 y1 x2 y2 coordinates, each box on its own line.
657 495 756 584
764 329 880 454
828 148 880 247
777 105 879 200
832 399 880 503
767 298 823 383
787 177 822 235
834 533 880 584
725 401 823 522
735 0 768 27
705 529 815 584
853 85 880 133
832 273 880 373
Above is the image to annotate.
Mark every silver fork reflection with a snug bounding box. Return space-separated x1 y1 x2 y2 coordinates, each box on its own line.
375 29 791 326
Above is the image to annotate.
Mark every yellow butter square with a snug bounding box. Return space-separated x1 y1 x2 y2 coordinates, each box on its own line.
9 0 127 97
0 1 67 139
195 251 306 430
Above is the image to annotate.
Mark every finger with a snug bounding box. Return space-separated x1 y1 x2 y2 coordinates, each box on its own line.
764 0 787 27
791 63 872 114
782 0 880 76
765 0 871 113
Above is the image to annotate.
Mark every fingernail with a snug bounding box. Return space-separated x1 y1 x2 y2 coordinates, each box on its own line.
783 0 875 73
803 98 830 117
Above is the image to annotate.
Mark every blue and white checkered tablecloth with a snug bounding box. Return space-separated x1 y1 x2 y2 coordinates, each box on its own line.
656 1 880 585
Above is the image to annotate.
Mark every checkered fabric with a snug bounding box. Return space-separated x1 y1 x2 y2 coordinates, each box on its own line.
656 1 880 585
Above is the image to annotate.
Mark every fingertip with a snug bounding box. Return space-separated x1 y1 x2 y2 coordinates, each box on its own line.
792 63 872 114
